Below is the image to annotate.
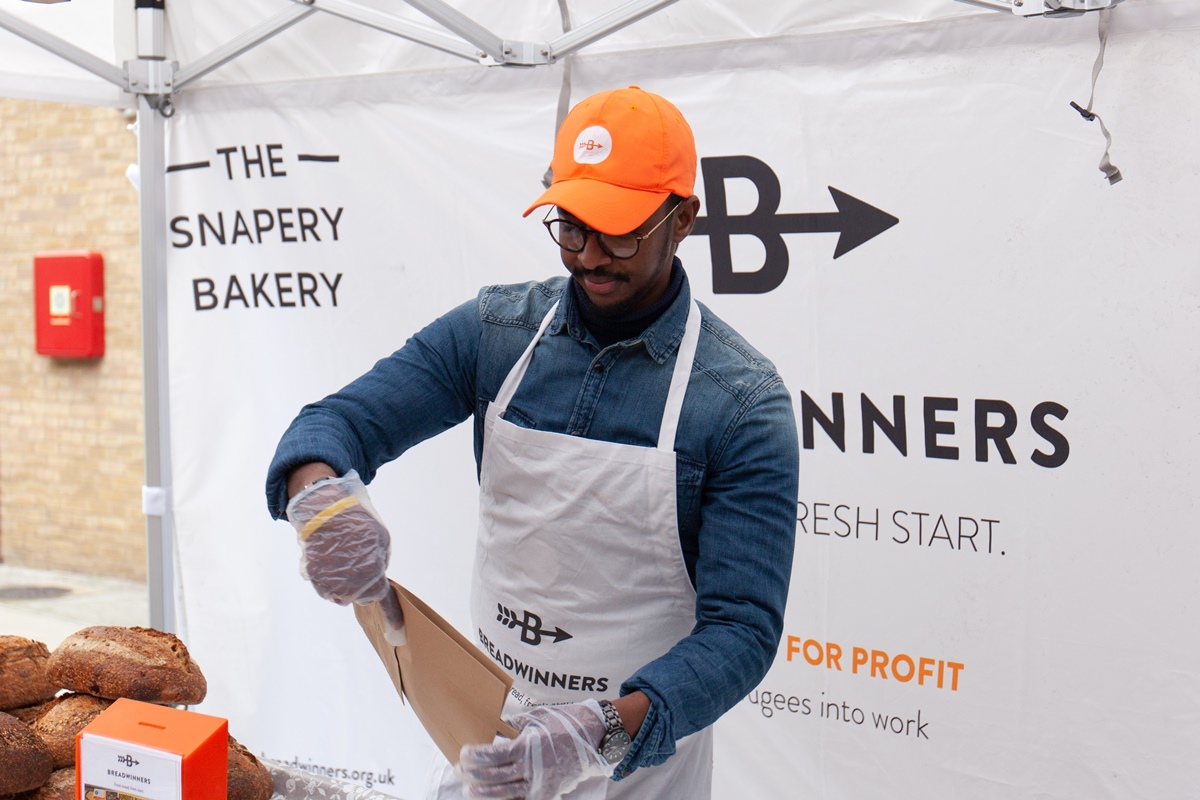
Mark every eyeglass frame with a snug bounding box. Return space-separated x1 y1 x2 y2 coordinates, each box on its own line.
542 199 685 260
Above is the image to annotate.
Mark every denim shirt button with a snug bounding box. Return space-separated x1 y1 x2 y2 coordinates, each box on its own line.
620 768 632 778
593 362 605 372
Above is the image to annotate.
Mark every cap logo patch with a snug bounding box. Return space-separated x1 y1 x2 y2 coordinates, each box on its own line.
573 126 612 165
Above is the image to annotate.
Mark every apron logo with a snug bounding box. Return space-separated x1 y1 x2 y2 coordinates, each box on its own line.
497 603 573 646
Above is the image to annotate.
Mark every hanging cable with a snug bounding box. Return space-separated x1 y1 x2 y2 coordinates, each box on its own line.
1070 6 1122 184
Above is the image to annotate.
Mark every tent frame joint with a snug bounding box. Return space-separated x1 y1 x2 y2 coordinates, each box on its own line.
125 58 176 97
497 40 550 67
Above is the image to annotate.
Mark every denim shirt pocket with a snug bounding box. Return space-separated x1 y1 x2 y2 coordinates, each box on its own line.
498 404 539 430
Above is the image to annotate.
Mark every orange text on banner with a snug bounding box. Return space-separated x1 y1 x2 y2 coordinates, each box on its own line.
784 637 964 691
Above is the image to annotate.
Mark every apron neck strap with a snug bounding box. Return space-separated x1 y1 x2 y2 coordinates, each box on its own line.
491 296 702 454
657 298 700 453
492 300 559 413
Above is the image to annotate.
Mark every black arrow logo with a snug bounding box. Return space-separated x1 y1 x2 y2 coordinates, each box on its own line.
691 155 899 294
497 603 573 646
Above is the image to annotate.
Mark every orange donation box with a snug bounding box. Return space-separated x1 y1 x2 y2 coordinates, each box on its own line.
34 250 105 358
76 698 229 800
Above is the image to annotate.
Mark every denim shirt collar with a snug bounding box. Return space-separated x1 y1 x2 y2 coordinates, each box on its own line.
549 258 693 366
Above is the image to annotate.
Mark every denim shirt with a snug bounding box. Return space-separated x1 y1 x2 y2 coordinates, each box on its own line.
266 267 799 777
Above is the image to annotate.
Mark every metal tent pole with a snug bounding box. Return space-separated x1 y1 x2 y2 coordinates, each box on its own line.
132 0 175 633
138 95 173 633
174 4 317 90
0 7 127 88
547 0 681 61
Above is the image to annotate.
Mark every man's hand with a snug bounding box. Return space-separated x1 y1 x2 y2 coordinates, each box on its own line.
457 701 612 799
285 469 392 607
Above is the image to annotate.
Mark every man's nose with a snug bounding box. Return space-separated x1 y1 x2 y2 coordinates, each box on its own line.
576 233 612 270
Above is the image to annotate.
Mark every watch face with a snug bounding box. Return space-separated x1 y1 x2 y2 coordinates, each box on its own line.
601 729 632 764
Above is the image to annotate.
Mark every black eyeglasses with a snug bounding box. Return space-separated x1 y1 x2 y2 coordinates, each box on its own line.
543 200 683 260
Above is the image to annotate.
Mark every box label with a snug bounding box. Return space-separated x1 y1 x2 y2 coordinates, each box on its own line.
80 734 182 800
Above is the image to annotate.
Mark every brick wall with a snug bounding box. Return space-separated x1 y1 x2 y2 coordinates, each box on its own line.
0 98 145 580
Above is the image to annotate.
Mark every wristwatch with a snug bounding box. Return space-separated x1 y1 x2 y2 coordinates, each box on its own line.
303 474 338 490
597 699 632 764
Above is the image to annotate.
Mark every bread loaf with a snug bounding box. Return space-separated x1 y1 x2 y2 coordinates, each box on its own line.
0 712 53 795
31 692 112 768
5 701 53 726
46 626 207 705
5 767 73 800
0 637 59 711
228 735 274 800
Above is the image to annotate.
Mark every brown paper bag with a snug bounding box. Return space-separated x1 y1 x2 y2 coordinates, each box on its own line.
355 580 519 763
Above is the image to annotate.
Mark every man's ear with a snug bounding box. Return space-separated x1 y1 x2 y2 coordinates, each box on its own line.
673 195 702 242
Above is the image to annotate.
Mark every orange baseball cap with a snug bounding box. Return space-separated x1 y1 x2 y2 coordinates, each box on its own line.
523 86 696 235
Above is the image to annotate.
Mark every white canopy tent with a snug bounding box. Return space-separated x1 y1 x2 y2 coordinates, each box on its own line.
4 2 1199 798
0 0 1136 633
0 0 977 637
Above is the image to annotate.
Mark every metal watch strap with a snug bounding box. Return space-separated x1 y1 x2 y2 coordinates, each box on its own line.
597 699 632 764
599 699 624 735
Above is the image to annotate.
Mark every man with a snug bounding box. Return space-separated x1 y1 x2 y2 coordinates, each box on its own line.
266 86 799 800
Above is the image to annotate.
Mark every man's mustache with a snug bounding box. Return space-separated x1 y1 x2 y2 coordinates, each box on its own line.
571 267 629 282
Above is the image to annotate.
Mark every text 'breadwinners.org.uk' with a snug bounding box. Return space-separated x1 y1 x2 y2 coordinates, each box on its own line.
266 754 396 789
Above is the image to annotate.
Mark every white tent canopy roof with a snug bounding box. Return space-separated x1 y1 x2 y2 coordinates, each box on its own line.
0 0 999 107
0 0 130 105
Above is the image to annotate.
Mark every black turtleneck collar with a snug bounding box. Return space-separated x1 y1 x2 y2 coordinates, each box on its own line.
571 258 685 349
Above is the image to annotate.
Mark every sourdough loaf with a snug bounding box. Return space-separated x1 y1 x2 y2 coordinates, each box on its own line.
31 692 112 768
228 735 275 800
46 626 207 705
5 701 53 726
0 637 59 711
0 712 53 795
4 767 74 800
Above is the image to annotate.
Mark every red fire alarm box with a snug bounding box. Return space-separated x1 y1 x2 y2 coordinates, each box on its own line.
34 250 105 358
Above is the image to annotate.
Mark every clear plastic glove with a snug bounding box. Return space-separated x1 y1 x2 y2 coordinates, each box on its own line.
457 700 612 800
285 469 393 608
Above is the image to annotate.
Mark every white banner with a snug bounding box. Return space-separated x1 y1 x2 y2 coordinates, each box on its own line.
166 4 1200 798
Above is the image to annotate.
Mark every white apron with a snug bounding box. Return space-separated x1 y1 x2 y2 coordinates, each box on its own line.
430 298 712 800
